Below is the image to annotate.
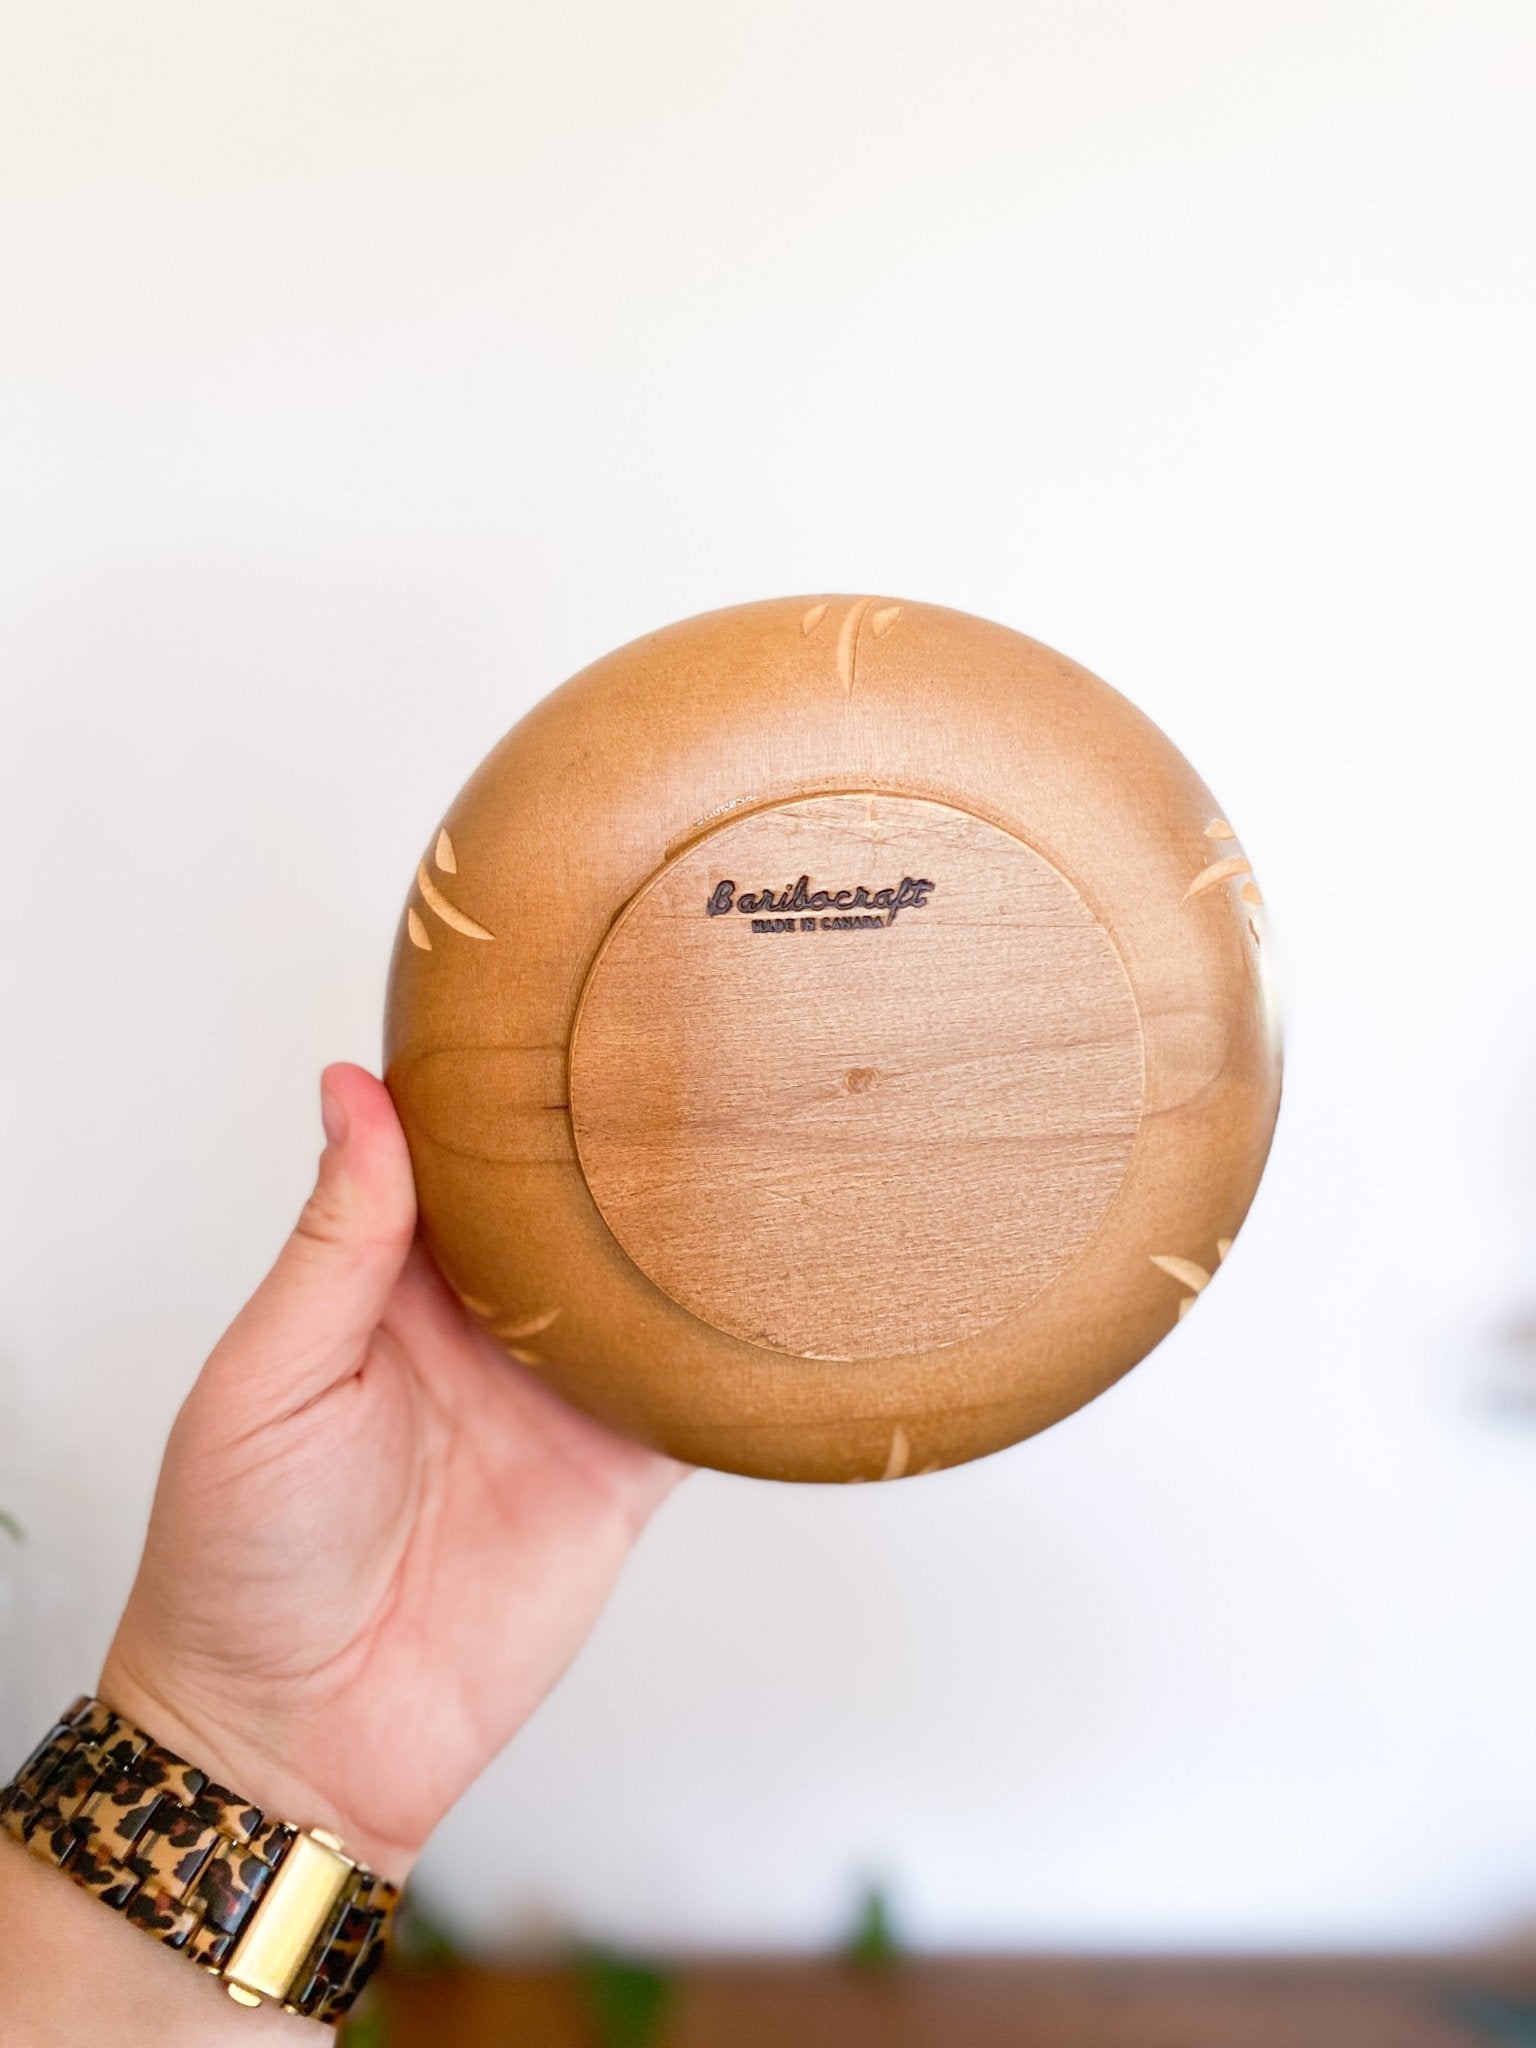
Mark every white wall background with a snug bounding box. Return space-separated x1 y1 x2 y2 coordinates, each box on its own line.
4 0 1536 1956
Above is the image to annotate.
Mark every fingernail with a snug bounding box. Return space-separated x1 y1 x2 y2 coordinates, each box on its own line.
320 1073 350 1151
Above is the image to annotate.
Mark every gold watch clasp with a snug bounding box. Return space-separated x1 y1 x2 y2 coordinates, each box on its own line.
221 1828 353 2011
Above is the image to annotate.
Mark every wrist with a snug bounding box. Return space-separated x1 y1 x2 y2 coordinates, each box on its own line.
97 1651 416 1886
4 1692 400 2028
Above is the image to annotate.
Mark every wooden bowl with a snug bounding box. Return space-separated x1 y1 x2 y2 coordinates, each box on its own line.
384 596 1280 1482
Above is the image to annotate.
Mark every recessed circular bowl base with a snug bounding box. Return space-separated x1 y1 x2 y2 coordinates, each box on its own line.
569 791 1145 1363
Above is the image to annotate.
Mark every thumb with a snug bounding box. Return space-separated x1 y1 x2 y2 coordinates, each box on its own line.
207 1064 418 1414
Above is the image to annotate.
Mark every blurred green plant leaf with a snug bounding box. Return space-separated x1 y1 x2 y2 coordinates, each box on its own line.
389 1888 467 1972
578 1948 674 2048
340 1999 388 2048
842 1885 901 1971
0 1510 22 1543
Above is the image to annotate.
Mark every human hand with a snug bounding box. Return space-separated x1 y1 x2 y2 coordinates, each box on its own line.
98 1063 686 1882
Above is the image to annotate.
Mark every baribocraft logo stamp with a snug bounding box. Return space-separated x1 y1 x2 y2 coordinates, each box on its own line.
705 874 936 933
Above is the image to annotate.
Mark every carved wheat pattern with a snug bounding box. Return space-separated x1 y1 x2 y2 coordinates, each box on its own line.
1186 855 1250 898
844 1421 920 1483
495 1307 562 1340
1151 1236 1234 1320
409 826 496 944
880 1424 911 1481
801 597 902 695
1187 818 1264 936
454 1292 563 1365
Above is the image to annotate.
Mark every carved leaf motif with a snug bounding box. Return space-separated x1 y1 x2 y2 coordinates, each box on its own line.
1205 819 1237 840
871 605 902 637
406 907 432 951
880 1425 911 1481
801 602 829 635
435 829 458 874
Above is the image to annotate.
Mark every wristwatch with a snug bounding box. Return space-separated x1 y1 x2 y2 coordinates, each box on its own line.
0 1696 398 2024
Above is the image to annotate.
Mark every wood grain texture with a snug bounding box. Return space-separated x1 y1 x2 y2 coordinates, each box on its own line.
570 793 1143 1361
384 596 1281 1482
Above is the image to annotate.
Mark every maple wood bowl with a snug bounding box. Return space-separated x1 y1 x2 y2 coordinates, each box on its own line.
384 596 1280 1483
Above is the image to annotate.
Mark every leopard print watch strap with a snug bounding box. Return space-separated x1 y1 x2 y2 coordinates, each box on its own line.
0 1696 398 2024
